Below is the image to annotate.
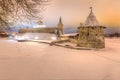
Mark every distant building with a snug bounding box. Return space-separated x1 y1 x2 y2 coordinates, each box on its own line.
32 20 46 28
18 17 64 40
77 7 106 48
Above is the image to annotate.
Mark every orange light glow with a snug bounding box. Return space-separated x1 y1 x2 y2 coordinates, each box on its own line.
43 0 120 27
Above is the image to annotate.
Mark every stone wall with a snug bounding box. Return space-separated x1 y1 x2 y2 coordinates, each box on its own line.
19 28 58 34
77 26 105 48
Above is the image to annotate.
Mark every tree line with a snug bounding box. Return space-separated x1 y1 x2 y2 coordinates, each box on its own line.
105 32 120 38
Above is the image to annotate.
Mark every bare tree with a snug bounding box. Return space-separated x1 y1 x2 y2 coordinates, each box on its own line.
0 0 50 32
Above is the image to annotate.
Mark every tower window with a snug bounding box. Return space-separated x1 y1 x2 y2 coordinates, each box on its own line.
87 33 89 36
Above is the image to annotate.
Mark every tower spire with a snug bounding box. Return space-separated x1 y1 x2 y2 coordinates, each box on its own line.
59 16 62 24
90 7 93 13
58 16 63 26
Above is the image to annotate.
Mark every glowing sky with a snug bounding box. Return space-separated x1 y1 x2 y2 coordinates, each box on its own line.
43 0 120 28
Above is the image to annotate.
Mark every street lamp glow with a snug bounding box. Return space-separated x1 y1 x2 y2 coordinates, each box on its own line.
35 37 39 40
51 37 57 40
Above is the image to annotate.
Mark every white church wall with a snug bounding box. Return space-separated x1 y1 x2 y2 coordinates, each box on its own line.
15 33 57 41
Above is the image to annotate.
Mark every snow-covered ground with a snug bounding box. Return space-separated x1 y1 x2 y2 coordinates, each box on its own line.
0 38 120 80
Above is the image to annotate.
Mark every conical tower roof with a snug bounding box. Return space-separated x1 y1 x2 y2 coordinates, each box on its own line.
84 7 99 27
58 17 63 25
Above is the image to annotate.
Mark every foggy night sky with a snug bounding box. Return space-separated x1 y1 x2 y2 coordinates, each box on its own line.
42 0 120 30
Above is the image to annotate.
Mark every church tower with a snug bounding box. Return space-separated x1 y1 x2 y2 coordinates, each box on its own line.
58 17 64 35
77 7 106 49
37 20 43 25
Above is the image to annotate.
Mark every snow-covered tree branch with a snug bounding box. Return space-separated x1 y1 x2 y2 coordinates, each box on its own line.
0 0 50 31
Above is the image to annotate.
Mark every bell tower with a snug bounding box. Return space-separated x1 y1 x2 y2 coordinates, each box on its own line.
58 17 64 35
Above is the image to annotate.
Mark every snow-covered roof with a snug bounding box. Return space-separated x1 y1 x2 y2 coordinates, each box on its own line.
61 33 78 37
84 7 99 27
